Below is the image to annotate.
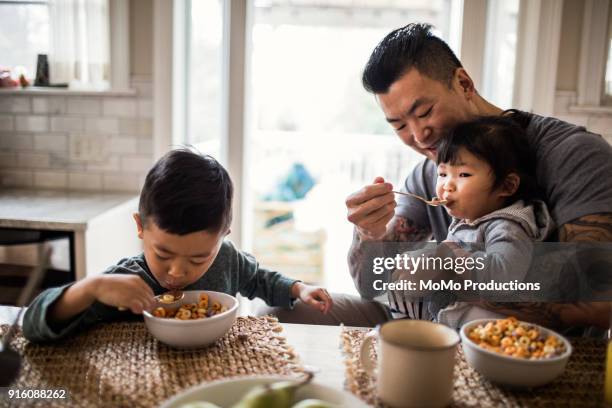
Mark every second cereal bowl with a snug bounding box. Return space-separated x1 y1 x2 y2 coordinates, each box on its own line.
460 318 572 387
143 290 239 349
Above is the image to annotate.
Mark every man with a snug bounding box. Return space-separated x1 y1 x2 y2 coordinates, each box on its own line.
346 23 612 329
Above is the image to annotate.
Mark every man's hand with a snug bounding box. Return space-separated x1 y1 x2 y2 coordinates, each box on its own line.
346 177 396 241
291 282 333 314
91 274 156 314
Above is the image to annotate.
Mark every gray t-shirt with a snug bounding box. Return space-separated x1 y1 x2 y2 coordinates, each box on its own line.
396 113 612 242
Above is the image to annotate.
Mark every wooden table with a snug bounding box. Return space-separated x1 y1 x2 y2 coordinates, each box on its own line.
0 189 140 280
1 306 605 407
282 323 347 390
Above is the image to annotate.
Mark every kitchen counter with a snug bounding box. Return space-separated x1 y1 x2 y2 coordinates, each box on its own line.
0 188 140 280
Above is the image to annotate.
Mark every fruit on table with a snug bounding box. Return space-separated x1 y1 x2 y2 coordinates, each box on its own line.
291 399 339 408
232 372 314 408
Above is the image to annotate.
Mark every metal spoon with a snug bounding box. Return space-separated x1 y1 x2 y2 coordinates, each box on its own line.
0 246 50 387
0 309 23 387
392 190 448 207
118 290 185 312
155 290 185 305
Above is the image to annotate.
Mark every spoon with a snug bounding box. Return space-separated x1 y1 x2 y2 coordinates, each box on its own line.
392 191 448 207
155 290 185 305
0 308 23 387
118 290 185 312
0 246 50 387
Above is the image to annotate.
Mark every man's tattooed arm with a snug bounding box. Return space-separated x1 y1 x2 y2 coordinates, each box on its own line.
558 213 612 242
348 215 431 299
478 213 612 329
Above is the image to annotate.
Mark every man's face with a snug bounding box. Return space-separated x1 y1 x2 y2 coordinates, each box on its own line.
134 214 227 290
377 68 477 161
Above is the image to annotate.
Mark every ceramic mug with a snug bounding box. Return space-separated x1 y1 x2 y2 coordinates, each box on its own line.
359 319 460 408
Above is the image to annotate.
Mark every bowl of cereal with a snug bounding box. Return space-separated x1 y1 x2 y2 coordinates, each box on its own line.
143 290 239 349
460 317 572 387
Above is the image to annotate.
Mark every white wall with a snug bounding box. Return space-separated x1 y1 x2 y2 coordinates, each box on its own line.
555 91 612 146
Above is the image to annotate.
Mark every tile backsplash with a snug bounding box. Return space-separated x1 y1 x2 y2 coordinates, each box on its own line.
0 77 153 193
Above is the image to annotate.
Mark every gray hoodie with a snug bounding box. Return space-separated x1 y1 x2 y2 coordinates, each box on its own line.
387 200 555 325
446 199 555 282
437 200 555 329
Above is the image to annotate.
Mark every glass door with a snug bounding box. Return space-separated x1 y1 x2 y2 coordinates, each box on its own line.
246 0 462 293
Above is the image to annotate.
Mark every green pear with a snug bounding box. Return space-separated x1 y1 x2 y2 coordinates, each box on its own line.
178 402 222 408
232 372 314 408
291 399 339 408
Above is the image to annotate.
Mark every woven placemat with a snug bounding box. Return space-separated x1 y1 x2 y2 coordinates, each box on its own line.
341 327 606 408
0 316 304 408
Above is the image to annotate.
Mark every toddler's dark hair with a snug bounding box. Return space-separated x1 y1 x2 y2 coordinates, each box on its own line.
436 111 539 202
139 148 233 235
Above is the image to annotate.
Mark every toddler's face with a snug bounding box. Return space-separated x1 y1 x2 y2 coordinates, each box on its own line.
134 215 228 290
435 148 512 222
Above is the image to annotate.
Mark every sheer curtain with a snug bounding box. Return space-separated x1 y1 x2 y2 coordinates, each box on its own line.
48 0 110 89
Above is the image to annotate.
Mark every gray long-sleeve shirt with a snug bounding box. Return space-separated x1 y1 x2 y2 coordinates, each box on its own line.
23 240 297 343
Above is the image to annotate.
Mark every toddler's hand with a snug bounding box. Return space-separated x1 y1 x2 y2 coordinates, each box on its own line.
441 240 470 257
91 274 155 314
292 282 333 314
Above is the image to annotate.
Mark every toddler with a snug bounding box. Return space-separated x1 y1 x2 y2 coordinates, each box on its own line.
390 112 554 328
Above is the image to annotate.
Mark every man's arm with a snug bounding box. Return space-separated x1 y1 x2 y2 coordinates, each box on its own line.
348 215 431 298
478 213 612 329
558 213 612 242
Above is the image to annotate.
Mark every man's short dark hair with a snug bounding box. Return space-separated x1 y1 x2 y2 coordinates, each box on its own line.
436 111 539 202
138 148 233 235
362 23 462 94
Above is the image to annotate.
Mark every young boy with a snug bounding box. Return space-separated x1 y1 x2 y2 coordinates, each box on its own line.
23 149 332 343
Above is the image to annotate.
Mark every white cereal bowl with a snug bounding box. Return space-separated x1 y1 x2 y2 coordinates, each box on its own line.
143 290 238 349
460 318 572 388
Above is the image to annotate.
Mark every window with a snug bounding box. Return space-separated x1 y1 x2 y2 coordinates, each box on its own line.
186 0 224 157
0 0 50 81
482 0 519 109
176 0 528 294
0 0 127 91
247 0 461 292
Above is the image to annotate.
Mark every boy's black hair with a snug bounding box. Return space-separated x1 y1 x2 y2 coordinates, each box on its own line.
362 23 462 93
436 111 539 202
138 148 233 235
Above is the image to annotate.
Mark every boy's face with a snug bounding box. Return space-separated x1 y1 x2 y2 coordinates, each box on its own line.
435 148 516 222
134 214 228 290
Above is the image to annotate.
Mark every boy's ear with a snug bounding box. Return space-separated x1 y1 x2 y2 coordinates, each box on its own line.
499 173 520 198
133 213 144 239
